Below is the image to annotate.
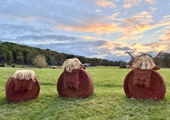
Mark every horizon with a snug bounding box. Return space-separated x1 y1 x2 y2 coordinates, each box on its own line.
0 0 170 61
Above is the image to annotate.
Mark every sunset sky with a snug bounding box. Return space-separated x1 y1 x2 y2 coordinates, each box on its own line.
0 0 170 61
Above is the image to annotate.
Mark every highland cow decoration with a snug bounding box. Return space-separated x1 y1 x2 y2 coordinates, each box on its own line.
57 58 94 98
124 51 166 100
5 70 40 102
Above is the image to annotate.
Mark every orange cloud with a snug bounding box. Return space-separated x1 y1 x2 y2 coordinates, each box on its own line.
130 42 168 54
123 0 155 9
54 10 170 42
96 0 116 8
123 3 132 8
123 0 141 8
122 21 170 35
163 15 170 19
160 28 170 41
81 36 101 40
117 34 145 41
104 12 121 20
56 22 119 35
101 40 114 49
114 28 170 55
121 28 170 54
145 0 155 4
119 11 170 36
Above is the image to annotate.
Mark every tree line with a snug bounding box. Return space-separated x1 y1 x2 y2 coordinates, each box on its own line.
154 52 170 68
0 41 170 68
0 41 119 67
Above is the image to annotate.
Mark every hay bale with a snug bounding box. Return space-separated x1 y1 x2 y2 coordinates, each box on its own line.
57 69 94 98
124 52 166 100
5 70 40 103
57 58 94 98
123 68 166 100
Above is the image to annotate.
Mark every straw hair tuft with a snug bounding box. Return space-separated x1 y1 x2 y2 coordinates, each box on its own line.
62 58 83 72
13 70 35 80
132 53 156 70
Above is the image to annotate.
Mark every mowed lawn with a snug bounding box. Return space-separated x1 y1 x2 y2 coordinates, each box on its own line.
0 66 170 120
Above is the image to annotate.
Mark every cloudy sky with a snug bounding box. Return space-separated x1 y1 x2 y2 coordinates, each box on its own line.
0 0 170 61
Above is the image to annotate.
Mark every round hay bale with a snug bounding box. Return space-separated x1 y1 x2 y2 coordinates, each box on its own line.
5 73 40 103
57 69 94 98
123 68 166 100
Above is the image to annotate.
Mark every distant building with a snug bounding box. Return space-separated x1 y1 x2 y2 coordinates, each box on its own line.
83 63 91 67
49 66 60 69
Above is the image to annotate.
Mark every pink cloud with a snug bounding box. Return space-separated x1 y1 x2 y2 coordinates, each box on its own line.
160 28 170 41
123 3 132 8
53 10 170 43
96 0 116 8
56 22 119 35
145 0 155 4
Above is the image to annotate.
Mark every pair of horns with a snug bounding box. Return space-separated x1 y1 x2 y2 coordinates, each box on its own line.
126 50 163 58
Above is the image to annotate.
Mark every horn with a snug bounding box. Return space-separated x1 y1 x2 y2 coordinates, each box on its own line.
155 50 163 58
126 51 134 59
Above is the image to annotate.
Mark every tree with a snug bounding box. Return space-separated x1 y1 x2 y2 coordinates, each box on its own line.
55 53 66 65
33 55 48 68
0 52 7 64
16 51 24 64
7 51 13 65
162 53 170 68
119 61 127 68
46 55 55 65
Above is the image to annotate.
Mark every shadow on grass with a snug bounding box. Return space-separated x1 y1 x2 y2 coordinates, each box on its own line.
46 92 97 103
40 82 56 86
95 83 122 88
122 95 166 106
0 97 12 105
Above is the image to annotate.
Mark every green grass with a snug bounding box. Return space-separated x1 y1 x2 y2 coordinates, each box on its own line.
0 66 170 120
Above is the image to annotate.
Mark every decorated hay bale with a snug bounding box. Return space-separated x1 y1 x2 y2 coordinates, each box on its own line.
57 58 94 98
5 70 40 102
124 52 166 100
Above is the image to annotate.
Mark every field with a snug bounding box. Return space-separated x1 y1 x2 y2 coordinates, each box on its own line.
0 66 170 120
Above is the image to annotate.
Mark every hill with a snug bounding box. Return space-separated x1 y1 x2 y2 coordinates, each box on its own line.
0 41 119 67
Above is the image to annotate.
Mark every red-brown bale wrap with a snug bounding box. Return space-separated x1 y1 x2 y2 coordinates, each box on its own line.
5 70 40 102
124 52 166 100
124 51 166 100
57 58 94 98
124 68 166 100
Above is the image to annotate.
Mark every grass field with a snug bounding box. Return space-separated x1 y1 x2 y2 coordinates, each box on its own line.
0 66 170 120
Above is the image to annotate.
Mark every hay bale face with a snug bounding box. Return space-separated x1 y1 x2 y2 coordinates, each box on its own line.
57 58 94 98
124 52 166 100
5 70 40 103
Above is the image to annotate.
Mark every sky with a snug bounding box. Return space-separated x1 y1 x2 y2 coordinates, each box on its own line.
0 0 170 61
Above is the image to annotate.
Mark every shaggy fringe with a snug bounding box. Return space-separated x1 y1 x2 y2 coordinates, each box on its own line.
13 70 35 80
62 58 82 72
132 54 156 70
